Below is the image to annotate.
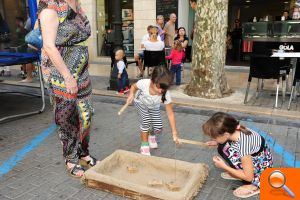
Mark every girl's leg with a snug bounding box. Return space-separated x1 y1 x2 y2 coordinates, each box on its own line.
233 184 259 198
218 142 242 170
117 78 122 92
134 101 151 155
176 65 182 85
170 66 176 84
141 131 149 142
149 108 163 145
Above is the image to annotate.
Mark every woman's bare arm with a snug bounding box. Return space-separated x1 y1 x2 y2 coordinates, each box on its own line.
40 8 77 94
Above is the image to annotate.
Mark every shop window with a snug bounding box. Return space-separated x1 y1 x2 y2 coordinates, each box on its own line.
97 0 134 57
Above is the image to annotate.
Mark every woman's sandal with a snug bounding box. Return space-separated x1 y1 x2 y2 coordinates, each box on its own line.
66 161 85 178
79 155 99 168
221 172 241 181
233 185 260 199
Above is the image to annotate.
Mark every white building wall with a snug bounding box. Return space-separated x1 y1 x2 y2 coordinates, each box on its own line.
178 0 190 33
133 0 156 54
81 0 98 61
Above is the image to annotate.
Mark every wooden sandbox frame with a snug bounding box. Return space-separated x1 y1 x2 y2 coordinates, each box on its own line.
82 150 209 200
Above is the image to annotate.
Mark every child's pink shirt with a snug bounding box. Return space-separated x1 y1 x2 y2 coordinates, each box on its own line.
165 49 185 65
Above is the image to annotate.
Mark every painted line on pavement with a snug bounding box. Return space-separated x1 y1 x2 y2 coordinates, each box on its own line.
248 125 300 168
0 124 56 177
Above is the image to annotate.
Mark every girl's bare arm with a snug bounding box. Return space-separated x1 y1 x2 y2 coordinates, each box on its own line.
222 155 254 182
165 103 179 142
127 83 138 104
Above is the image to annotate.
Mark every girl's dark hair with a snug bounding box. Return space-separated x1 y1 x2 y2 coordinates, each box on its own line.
202 112 252 138
151 66 174 103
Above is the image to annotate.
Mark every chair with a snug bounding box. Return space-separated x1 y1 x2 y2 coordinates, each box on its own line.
143 50 165 76
288 58 300 110
244 54 288 108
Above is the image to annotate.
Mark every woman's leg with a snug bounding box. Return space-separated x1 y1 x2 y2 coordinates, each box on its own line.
55 97 80 163
20 63 34 82
76 99 93 157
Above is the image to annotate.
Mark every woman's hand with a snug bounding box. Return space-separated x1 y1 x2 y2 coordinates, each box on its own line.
213 156 227 170
206 140 218 146
64 75 78 94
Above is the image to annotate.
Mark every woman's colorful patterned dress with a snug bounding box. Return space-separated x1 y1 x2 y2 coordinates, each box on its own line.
38 0 93 163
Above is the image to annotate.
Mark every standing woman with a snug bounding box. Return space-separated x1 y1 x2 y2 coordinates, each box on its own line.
38 0 98 178
174 27 189 50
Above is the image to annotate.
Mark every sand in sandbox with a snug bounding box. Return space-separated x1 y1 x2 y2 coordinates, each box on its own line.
83 150 208 200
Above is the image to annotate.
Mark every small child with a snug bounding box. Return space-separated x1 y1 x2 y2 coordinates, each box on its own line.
126 67 179 156
114 49 129 94
203 112 273 198
165 40 185 85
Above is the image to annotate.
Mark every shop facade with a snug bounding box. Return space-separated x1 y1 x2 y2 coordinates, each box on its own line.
90 0 195 61
2 0 296 62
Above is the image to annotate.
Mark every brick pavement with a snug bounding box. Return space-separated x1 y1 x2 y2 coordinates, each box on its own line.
1 92 300 199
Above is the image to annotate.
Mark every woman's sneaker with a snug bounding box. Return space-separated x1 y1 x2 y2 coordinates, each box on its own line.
148 135 158 149
140 145 151 156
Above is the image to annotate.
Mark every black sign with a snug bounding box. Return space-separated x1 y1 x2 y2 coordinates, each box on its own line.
156 0 178 25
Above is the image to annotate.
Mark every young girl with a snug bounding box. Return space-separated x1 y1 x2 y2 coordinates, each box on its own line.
113 49 129 94
203 112 273 198
165 40 185 85
126 67 179 156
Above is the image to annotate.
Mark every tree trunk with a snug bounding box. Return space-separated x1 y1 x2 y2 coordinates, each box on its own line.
185 0 232 99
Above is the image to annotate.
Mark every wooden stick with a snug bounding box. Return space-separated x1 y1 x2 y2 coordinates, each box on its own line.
118 103 129 115
178 138 210 147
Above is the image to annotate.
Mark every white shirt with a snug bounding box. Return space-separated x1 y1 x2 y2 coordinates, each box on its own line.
141 34 161 45
117 60 126 74
134 79 171 109
144 40 165 51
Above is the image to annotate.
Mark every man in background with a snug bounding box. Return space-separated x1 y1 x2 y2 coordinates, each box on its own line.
164 13 177 48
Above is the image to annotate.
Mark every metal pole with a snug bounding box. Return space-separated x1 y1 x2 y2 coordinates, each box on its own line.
27 0 38 29
113 0 123 49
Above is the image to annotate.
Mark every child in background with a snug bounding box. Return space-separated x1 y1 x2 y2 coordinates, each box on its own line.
165 40 185 85
126 67 179 156
114 49 129 94
203 112 273 198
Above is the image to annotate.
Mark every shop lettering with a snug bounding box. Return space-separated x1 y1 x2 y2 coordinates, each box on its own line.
279 45 294 51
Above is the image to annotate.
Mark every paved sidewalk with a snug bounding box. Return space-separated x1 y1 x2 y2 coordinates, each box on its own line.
1 61 299 120
0 91 300 200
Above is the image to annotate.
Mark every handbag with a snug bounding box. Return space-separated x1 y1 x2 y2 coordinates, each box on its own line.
25 28 43 49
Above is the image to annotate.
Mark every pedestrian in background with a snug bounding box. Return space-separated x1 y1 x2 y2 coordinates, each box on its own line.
163 13 176 48
166 40 185 85
156 15 165 41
